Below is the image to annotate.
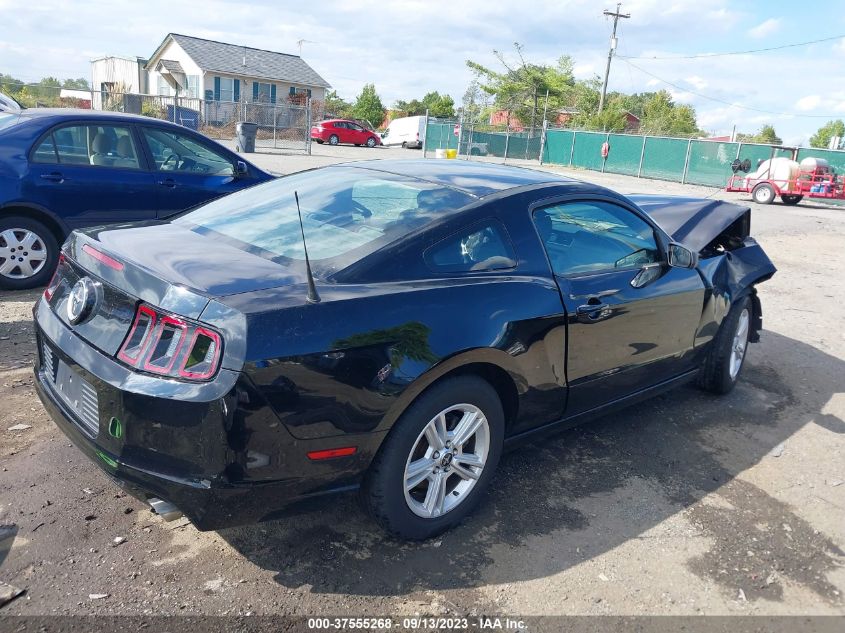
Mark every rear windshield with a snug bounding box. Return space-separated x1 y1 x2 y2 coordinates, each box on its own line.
0 112 21 132
174 166 474 275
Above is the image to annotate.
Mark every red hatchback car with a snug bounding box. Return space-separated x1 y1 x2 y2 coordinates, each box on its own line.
311 119 381 148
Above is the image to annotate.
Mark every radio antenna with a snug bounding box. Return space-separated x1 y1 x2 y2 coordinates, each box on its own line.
294 191 320 304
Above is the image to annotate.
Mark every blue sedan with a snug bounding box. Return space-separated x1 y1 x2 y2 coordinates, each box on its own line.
0 109 272 289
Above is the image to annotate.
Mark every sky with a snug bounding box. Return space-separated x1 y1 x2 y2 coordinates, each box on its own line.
1 0 843 145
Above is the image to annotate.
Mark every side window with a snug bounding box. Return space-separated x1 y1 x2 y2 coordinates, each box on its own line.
141 128 234 176
425 220 516 273
38 125 140 169
32 135 58 163
534 201 660 276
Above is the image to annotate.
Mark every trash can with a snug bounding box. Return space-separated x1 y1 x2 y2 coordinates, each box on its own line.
235 122 258 153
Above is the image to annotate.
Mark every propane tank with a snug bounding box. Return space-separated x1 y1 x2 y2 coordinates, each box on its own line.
799 157 830 173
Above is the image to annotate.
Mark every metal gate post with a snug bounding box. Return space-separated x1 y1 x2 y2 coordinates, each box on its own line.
504 123 511 163
306 97 312 155
681 139 692 184
735 142 742 160
601 132 610 173
539 120 548 165
422 109 429 158
569 130 576 166
466 117 475 161
637 135 646 178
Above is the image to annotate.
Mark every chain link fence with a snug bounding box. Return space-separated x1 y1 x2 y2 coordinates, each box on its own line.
424 117 845 189
1 83 317 154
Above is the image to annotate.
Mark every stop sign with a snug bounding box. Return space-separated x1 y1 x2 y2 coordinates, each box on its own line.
454 124 461 137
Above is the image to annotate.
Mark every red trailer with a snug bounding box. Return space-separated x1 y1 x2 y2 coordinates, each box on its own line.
725 145 845 205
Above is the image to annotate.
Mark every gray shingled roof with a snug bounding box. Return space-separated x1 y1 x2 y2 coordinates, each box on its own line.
152 33 330 88
158 59 185 74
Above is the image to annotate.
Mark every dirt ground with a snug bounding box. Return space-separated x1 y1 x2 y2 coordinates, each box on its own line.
0 147 843 618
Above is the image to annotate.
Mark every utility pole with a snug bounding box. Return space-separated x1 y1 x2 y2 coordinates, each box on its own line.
598 3 630 113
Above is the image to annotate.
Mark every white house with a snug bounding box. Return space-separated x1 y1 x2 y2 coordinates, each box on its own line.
91 33 330 105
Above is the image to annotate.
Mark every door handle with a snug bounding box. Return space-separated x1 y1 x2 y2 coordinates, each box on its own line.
157 178 177 188
576 303 611 323
40 172 64 182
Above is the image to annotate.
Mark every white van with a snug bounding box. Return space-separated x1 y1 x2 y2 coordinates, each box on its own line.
381 115 426 149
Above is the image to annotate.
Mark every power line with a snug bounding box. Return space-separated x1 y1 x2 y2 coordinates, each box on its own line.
619 34 845 60
621 59 842 118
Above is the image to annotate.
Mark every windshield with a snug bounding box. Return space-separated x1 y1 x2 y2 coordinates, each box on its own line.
174 166 474 275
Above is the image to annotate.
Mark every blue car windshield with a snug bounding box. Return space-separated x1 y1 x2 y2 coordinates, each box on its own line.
174 166 474 273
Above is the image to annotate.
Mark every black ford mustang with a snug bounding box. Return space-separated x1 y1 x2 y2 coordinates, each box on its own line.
33 160 775 539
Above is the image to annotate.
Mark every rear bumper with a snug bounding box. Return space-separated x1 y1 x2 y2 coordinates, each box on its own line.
33 298 386 530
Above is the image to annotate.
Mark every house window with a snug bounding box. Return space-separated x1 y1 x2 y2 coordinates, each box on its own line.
186 75 200 98
157 75 172 96
255 82 272 103
219 77 234 102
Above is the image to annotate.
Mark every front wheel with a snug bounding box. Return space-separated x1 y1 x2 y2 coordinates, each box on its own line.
366 136 377 148
0 216 59 290
698 296 752 394
363 376 504 540
752 183 776 205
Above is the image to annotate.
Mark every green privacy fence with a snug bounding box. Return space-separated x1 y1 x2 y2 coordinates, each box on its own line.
425 119 845 189
423 122 542 160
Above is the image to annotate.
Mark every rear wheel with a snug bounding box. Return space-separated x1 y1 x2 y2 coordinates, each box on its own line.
752 183 776 205
698 296 752 394
0 216 59 290
328 134 339 146
363 376 504 540
781 194 803 205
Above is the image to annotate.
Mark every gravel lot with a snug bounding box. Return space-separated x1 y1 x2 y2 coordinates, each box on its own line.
1 145 843 617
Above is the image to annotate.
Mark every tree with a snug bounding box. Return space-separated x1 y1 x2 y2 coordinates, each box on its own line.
62 77 90 90
324 90 353 118
737 124 782 145
639 90 700 137
467 44 576 134
394 92 455 118
810 119 845 149
352 84 386 129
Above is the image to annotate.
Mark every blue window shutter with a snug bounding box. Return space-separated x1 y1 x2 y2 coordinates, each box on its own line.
213 76 220 101
289 86 296 96
270 84 276 104
252 82 259 102
233 79 240 102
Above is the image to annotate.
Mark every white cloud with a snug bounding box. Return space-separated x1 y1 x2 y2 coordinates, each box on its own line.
685 75 707 90
748 18 781 39
795 95 822 111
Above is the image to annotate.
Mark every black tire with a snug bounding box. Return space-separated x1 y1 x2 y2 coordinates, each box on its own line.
401 141 407 149
752 183 776 205
366 136 377 148
470 147 481 156
698 296 752 395
314 139 323 144
0 216 60 291
362 376 505 540
328 134 339 146
781 194 803 205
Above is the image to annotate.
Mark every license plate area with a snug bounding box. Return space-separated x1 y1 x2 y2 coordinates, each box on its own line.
42 341 100 438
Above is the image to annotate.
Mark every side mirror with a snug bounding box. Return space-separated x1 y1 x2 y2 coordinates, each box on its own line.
235 160 249 177
667 242 697 269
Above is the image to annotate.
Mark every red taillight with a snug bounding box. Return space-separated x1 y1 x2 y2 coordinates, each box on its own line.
117 305 157 365
117 304 223 381
82 244 124 271
178 327 222 380
307 447 357 461
43 254 66 301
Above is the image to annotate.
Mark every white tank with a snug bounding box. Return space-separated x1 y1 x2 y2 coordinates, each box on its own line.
799 157 830 172
751 157 800 191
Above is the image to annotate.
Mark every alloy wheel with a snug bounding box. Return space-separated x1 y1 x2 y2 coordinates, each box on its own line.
729 308 750 379
0 228 48 280
403 404 490 518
